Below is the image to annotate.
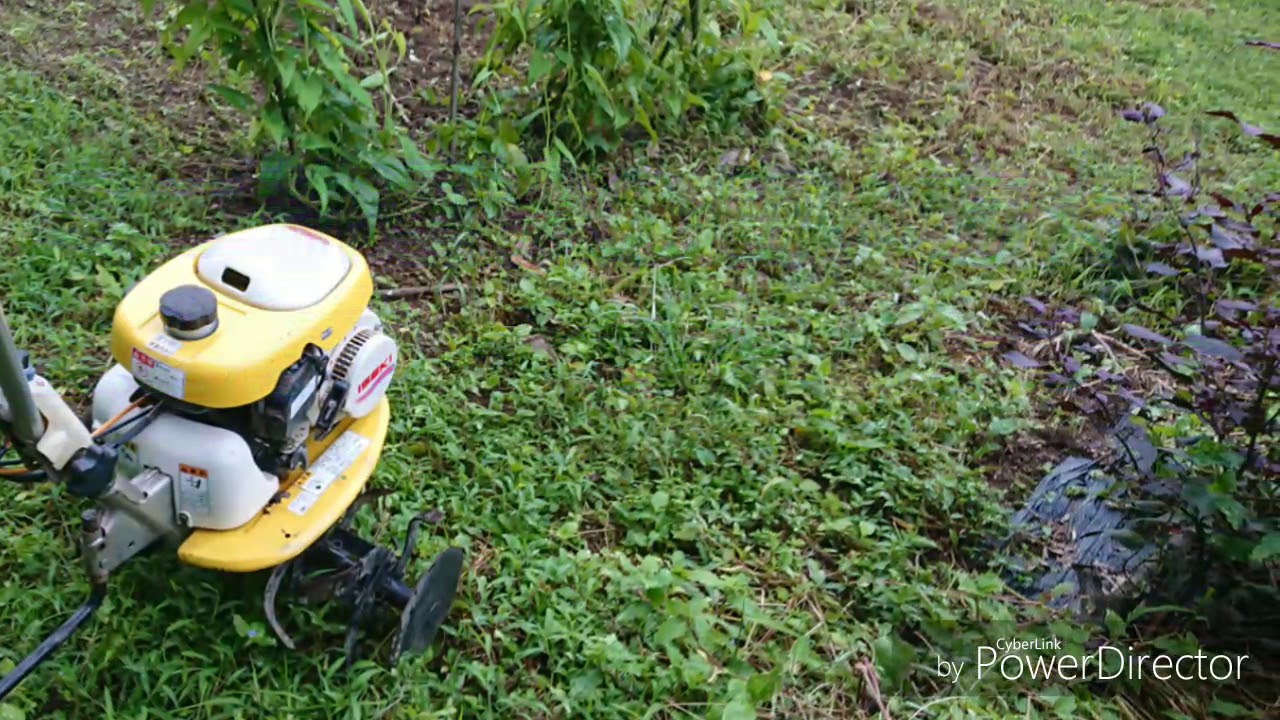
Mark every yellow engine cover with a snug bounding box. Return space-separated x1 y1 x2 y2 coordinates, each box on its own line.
177 398 390 572
109 224 373 409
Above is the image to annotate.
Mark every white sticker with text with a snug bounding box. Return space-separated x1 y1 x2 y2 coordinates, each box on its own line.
288 430 370 516
131 347 185 398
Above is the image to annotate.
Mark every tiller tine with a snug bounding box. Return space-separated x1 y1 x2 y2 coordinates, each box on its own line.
263 501 464 668
393 545 464 663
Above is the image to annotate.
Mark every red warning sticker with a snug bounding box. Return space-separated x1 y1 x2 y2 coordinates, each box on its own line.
131 347 186 398
178 463 211 516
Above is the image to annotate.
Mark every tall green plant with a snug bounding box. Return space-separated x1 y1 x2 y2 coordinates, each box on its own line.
143 0 440 231
474 0 781 164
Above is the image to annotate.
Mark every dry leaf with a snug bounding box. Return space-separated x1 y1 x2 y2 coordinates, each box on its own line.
719 148 750 170
511 254 545 274
524 335 557 359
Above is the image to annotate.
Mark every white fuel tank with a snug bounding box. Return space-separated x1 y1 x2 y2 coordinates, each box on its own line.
91 365 279 530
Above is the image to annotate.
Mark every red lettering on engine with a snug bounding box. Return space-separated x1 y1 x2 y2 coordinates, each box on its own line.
355 355 395 401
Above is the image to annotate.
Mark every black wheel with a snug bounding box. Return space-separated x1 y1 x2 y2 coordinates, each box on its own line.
391 547 464 663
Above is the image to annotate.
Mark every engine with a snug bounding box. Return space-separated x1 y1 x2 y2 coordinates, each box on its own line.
89 224 398 530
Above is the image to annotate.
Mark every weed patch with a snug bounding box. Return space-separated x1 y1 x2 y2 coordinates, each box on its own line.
2 0 1280 718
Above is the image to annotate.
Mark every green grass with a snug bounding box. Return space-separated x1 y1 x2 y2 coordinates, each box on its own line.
1 0 1278 719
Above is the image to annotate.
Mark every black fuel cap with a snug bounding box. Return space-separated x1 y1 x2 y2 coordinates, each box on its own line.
160 285 218 339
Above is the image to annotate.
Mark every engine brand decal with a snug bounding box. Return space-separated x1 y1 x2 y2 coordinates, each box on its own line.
178 464 212 516
287 431 370 516
131 347 186 399
146 333 183 357
355 355 395 402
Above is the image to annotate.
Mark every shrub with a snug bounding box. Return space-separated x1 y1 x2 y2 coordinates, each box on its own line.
144 0 439 231
1001 44 1279 617
473 0 783 164
143 1 787 230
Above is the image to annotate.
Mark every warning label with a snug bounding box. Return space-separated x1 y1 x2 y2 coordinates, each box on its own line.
288 431 370 516
179 463 211 517
131 348 186 399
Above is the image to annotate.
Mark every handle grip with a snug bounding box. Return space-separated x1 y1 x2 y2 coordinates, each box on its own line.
0 304 43 445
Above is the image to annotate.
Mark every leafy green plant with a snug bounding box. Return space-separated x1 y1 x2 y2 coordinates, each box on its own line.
1001 44 1279 622
473 0 782 163
144 0 441 230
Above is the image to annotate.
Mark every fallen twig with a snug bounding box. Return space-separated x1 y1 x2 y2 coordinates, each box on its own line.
855 657 892 720
378 282 464 300
1092 330 1145 360
510 254 545 275
448 0 463 160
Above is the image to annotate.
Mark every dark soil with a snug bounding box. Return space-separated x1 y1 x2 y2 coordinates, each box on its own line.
376 0 494 129
981 423 1111 493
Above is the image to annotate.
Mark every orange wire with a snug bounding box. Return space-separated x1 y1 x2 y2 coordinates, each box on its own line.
1 398 151 474
90 398 149 439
